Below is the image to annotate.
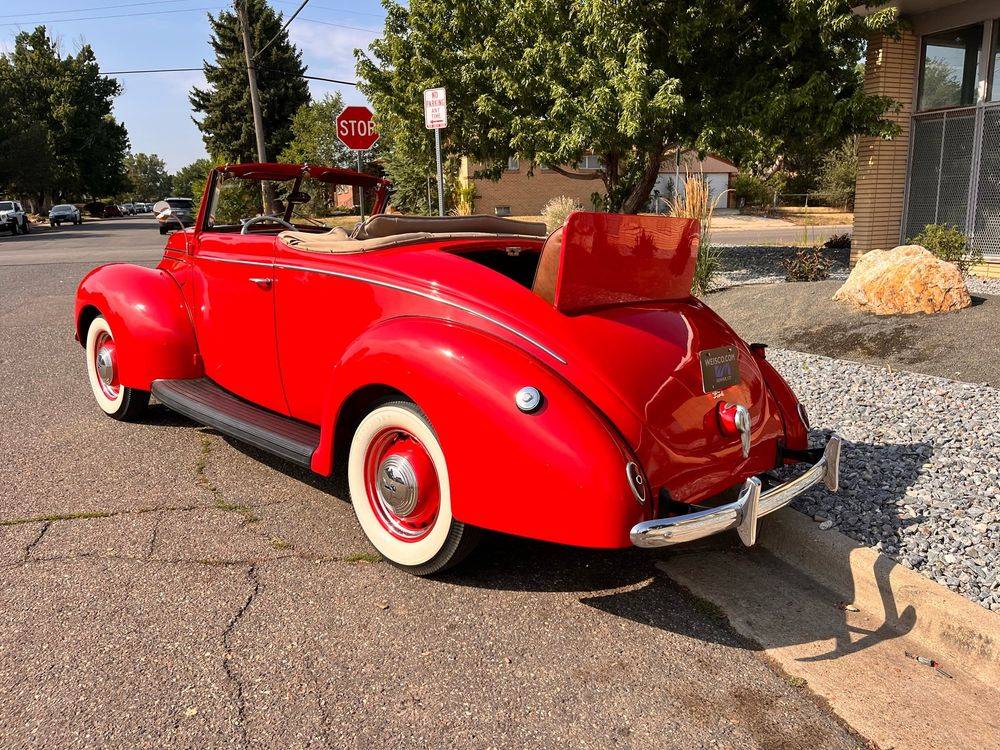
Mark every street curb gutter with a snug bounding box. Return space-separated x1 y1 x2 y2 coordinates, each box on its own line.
760 508 999 689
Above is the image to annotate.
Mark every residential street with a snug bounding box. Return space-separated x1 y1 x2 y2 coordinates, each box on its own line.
0 221 865 749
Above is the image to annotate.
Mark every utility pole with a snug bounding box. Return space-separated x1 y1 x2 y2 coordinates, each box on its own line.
236 0 273 213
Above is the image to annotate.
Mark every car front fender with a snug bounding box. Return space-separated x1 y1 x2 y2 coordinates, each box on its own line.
314 316 648 549
75 263 201 390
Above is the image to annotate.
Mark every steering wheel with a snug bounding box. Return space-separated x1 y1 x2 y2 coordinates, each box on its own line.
240 214 295 234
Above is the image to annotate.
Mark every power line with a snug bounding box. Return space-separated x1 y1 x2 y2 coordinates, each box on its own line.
100 65 357 86
273 0 384 19
253 0 309 60
298 16 379 34
0 5 225 27
11 0 213 17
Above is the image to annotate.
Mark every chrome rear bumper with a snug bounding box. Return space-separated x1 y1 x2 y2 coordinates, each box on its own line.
630 435 842 548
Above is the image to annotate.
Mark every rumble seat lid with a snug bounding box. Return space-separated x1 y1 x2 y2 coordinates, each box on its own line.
548 212 700 313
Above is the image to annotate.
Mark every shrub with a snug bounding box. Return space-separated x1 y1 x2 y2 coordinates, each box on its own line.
783 247 832 282
910 223 982 275
450 181 478 215
668 173 727 295
692 242 721 296
541 194 582 231
731 173 771 208
818 137 858 210
824 232 852 249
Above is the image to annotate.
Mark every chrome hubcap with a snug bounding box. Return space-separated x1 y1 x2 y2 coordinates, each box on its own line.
377 455 418 517
96 347 115 386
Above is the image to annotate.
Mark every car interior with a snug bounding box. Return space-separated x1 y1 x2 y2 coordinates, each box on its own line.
197 172 567 294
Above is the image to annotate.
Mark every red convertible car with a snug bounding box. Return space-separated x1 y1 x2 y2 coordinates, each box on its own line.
75 162 841 574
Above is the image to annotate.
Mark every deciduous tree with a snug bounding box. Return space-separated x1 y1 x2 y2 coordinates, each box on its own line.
0 26 129 206
124 153 173 201
357 0 900 213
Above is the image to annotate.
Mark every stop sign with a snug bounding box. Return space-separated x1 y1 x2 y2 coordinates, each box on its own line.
336 106 379 151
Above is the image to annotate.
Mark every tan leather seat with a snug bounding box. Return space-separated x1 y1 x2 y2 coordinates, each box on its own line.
354 213 547 239
531 227 563 304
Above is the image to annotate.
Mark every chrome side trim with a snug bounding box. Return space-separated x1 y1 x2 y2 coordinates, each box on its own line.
630 435 842 549
194 254 567 363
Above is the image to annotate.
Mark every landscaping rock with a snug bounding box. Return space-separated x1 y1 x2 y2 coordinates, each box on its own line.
832 245 971 315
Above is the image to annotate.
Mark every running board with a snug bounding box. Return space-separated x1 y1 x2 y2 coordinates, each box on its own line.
151 378 319 468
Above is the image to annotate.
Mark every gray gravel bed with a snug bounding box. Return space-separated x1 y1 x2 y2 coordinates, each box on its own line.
770 349 999 609
714 246 850 289
968 276 1000 296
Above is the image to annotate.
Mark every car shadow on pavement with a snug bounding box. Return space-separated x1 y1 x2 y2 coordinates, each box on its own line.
444 437 931 662
138 406 933 662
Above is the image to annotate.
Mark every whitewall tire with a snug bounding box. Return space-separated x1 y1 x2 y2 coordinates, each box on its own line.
85 315 149 421
348 400 479 575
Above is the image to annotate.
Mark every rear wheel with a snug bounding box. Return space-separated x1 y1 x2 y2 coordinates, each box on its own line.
348 400 479 575
20 218 28 234
85 315 149 421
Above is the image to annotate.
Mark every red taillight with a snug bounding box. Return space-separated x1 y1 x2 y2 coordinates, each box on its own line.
717 401 741 435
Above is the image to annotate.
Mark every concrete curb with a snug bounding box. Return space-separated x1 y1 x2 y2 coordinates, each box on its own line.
760 508 999 689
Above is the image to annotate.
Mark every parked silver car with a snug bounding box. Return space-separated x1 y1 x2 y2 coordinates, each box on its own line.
49 204 82 227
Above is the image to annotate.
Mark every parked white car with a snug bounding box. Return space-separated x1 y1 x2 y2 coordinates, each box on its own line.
49 204 82 227
0 200 29 235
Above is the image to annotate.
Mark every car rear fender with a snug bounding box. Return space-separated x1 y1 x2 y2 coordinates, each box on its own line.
75 263 202 390
314 316 647 548
753 351 809 452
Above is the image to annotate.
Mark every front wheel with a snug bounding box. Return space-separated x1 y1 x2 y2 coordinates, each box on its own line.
348 400 479 575
85 315 149 421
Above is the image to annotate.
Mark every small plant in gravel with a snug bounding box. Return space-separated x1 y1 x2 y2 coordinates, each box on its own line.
783 247 832 282
541 195 582 232
824 232 851 249
910 223 983 275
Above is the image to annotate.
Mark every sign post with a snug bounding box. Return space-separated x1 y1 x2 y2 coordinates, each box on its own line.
336 105 380 222
423 87 447 216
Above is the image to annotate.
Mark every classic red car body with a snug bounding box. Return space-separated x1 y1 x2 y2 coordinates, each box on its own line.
75 163 838 569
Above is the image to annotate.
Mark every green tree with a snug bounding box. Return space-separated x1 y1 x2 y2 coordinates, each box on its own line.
358 0 900 213
0 26 129 206
172 158 214 202
124 153 173 201
190 0 310 162
278 93 352 166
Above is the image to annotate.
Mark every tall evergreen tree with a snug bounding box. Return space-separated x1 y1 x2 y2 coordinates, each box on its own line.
190 0 310 162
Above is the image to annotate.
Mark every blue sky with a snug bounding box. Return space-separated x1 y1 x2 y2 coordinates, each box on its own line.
2 1 386 172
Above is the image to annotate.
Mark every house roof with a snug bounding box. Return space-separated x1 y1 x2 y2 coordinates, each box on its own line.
661 150 739 175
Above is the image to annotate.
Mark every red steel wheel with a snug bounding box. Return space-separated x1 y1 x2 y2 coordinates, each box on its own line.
348 400 479 575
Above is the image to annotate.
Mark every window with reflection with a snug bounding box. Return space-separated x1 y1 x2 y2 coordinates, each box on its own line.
918 24 983 110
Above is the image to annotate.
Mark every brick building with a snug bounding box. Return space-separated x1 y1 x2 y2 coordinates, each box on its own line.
460 150 738 216
854 0 1000 277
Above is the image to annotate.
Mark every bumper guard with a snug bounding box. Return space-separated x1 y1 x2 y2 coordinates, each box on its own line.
630 435 842 548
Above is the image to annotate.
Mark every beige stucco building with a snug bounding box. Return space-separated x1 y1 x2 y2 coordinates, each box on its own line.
460 151 738 217
854 0 1000 277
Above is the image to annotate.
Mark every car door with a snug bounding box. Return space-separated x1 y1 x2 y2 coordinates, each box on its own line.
187 231 290 415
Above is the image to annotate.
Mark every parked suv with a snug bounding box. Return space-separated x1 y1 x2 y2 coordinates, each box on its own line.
0 200 29 235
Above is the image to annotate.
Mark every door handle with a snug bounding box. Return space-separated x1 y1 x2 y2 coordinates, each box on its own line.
249 277 273 290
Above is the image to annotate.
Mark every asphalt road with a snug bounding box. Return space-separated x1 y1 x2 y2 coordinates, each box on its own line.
0 219 864 749
713 224 852 247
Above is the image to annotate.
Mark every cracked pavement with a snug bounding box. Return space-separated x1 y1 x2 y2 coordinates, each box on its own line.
0 220 867 749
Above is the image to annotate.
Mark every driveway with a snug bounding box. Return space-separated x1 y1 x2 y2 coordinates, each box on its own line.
0 221 864 749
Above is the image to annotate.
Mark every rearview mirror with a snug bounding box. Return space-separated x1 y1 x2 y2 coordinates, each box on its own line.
152 200 171 216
